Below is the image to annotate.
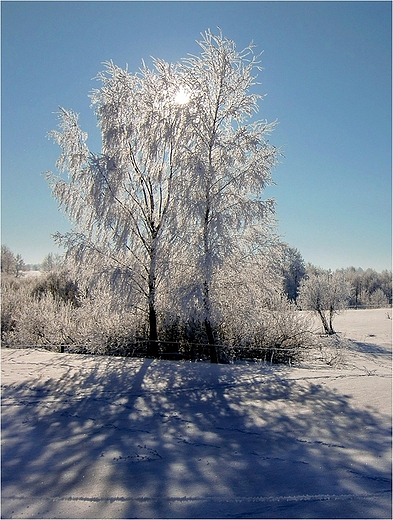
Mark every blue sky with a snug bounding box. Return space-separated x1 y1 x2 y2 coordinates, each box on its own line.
2 1 392 270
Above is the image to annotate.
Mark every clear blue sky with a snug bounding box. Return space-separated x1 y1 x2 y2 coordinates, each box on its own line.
2 1 392 270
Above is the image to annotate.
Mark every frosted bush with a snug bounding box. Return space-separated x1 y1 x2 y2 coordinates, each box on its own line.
1 273 143 355
219 297 313 364
1 275 36 340
2 261 314 364
3 293 75 348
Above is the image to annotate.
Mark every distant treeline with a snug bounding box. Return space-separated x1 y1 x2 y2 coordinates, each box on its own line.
279 246 391 308
3 245 392 309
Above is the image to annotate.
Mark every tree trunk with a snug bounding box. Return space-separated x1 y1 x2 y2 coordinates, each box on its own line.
203 281 218 363
147 239 159 358
205 318 218 363
328 307 335 335
147 302 159 357
317 308 333 335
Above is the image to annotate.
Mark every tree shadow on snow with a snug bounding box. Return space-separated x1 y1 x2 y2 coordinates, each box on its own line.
346 339 391 356
1 352 392 519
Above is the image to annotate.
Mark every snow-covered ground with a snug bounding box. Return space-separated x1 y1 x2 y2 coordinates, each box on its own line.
1 308 391 519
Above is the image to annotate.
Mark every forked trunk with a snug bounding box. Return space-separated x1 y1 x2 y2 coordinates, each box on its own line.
317 308 334 335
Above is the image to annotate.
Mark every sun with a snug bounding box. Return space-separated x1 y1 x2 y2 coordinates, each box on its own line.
174 86 190 105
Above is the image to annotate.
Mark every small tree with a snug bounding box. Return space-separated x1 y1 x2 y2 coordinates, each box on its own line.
15 254 26 278
1 245 16 276
281 244 306 301
41 252 64 272
1 246 26 277
297 270 351 334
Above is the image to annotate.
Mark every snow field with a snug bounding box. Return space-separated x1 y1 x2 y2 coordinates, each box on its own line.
1 309 391 518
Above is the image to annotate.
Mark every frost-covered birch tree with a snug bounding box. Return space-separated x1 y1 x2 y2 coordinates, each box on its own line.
297 270 351 334
46 61 192 356
46 30 280 361
176 30 279 362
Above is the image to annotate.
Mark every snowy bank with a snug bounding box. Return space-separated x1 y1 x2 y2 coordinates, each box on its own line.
1 309 391 518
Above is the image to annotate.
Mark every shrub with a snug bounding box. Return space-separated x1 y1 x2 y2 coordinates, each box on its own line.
1 275 36 339
32 270 80 307
2 267 314 365
217 298 313 365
